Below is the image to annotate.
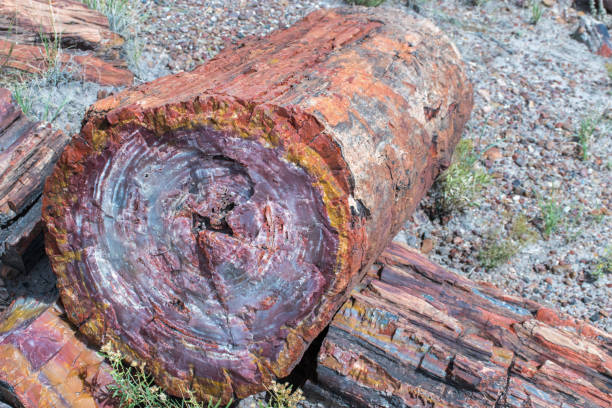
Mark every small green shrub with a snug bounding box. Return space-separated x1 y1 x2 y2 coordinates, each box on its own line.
99 343 232 408
531 1 543 24
39 29 62 69
478 231 519 270
10 82 34 116
80 0 144 75
539 196 564 239
257 382 305 408
477 214 537 270
100 343 305 408
592 245 612 279
435 139 491 213
80 0 139 36
8 75 69 124
344 0 386 6
575 116 598 161
510 213 539 243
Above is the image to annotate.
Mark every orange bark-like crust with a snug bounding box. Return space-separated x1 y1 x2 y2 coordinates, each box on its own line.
43 7 473 402
314 242 612 408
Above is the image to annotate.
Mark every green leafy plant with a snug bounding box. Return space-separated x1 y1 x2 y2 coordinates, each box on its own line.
80 0 144 77
80 0 139 35
39 28 62 69
477 214 537 270
592 245 611 279
99 343 232 408
539 196 564 239
10 82 34 116
478 231 519 270
530 1 543 24
344 0 386 6
575 116 598 161
257 381 305 408
8 78 69 124
0 24 15 71
435 139 491 213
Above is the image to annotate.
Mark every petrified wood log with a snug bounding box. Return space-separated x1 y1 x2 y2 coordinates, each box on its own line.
312 242 612 408
0 88 69 286
0 0 132 86
0 258 113 408
43 7 473 402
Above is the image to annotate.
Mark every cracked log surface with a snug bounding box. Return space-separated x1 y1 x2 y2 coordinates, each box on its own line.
0 88 69 295
312 242 612 408
0 0 132 86
43 7 473 402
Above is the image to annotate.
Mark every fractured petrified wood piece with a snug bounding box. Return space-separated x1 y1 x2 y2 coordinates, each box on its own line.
43 7 473 402
0 257 113 408
0 0 132 86
0 88 69 285
0 40 133 87
313 242 612 408
0 0 124 51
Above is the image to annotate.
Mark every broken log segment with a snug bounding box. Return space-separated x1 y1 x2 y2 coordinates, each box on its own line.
0 0 124 52
0 40 134 87
0 259 114 408
314 242 612 408
0 88 69 291
43 7 473 402
0 0 132 86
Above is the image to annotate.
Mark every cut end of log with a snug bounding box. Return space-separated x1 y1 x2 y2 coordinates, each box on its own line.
43 99 357 399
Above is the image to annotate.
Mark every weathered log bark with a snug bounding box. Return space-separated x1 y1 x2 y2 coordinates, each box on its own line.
0 88 69 287
43 7 473 402
0 0 132 86
0 258 113 408
312 242 612 408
